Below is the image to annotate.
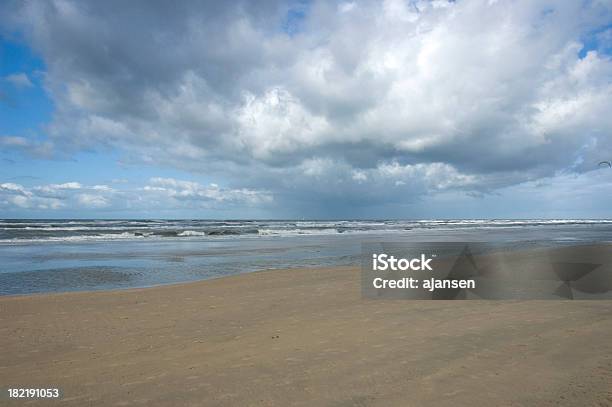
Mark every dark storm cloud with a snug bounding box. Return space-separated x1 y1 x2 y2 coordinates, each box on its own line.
1 0 612 214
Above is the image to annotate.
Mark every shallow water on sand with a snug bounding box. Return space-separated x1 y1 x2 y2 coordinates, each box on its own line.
1 221 611 295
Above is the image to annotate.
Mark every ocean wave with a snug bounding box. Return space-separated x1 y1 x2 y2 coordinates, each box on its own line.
177 230 207 237
0 232 145 244
258 228 340 236
1 219 612 244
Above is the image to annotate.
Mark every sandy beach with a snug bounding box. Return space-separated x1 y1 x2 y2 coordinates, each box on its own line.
2 258 612 406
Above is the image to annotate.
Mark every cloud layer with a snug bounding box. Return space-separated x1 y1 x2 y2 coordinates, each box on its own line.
2 0 612 215
0 178 271 214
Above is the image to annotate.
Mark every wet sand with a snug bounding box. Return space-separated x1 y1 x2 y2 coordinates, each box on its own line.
1 264 612 406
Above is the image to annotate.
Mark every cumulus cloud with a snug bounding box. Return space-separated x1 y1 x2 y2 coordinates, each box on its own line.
0 182 32 196
2 0 611 214
33 182 83 199
1 182 62 209
76 193 109 208
0 136 54 158
0 178 271 213
0 181 109 210
143 177 272 206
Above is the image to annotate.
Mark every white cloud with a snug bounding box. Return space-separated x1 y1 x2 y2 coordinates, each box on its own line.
1 182 32 196
2 0 611 214
0 136 54 158
10 195 31 208
4 72 33 87
76 193 109 208
236 88 331 160
351 170 367 182
33 182 83 198
53 182 82 189
377 162 478 190
145 177 272 205
0 178 272 213
1 182 63 210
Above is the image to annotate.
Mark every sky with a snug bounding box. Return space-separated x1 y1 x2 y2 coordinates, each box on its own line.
0 0 611 219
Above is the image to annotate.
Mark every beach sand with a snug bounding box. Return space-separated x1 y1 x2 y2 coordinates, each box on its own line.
2 258 612 405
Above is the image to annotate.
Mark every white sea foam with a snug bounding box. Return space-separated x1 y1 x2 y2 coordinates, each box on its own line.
1 219 612 244
177 230 207 237
258 228 340 236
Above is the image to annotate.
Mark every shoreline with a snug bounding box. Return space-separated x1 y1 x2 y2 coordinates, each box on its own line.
3 241 612 298
0 266 323 300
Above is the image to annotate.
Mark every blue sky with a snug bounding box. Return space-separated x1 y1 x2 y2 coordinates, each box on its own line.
0 36 238 217
1 39 50 147
1 0 611 219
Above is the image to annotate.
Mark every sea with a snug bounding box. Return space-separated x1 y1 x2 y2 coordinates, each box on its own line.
1 219 612 295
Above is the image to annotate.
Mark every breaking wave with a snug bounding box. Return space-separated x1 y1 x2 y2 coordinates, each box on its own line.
1 219 611 244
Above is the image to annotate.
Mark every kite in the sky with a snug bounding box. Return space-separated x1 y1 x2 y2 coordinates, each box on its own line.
599 161 612 168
